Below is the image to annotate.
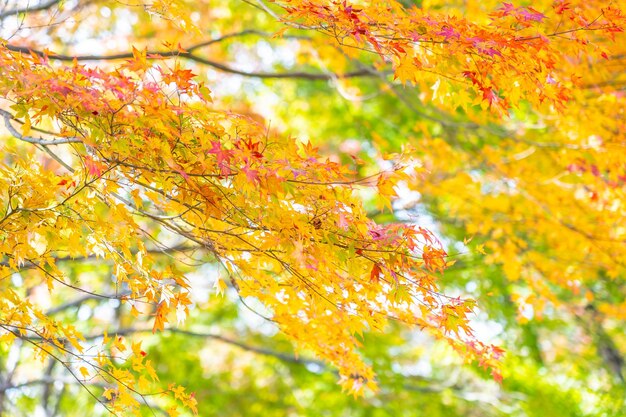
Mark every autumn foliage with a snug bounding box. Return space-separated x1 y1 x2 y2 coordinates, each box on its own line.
1 0 625 415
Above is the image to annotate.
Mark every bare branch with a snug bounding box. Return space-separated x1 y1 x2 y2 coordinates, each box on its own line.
0 376 108 393
93 327 325 367
0 109 81 145
184 29 310 52
45 292 131 316
0 0 62 19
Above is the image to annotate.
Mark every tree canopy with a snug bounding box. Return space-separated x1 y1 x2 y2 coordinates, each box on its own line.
0 0 625 416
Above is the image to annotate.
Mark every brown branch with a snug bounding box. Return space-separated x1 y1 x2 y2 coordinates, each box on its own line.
0 244 197 271
184 29 311 52
116 327 322 366
45 292 131 316
4 44 379 80
0 0 62 19
14 324 324 368
0 376 109 394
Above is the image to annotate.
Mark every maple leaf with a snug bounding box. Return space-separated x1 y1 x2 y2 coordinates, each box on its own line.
207 140 232 176
393 56 415 84
241 160 260 184
123 47 150 72
370 263 381 283
214 276 227 297
422 245 447 273
499 2 517 16
161 65 196 90
337 212 350 230
554 1 571 15
391 284 411 304
83 156 105 178
152 302 168 333
519 7 545 22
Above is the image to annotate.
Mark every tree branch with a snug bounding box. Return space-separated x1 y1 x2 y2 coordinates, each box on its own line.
0 376 108 394
4 44 379 80
184 29 310 52
90 327 325 367
1 244 197 272
0 109 81 145
0 0 62 19
44 292 131 316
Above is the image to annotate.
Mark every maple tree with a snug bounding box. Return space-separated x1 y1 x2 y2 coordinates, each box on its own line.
0 0 625 416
